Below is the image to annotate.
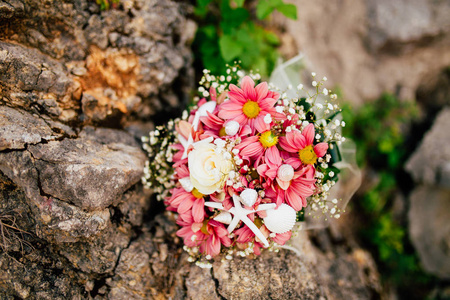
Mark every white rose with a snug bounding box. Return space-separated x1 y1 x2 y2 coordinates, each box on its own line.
188 138 233 195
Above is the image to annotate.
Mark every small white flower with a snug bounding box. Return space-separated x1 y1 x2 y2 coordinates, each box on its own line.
275 106 284 113
329 171 335 177
323 76 327 81
311 72 316 77
297 84 303 90
224 120 240 136
323 88 328 95
341 121 346 127
315 134 321 140
263 113 272 124
312 81 317 87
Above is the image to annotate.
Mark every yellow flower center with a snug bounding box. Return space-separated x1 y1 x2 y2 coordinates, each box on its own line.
191 188 204 199
299 145 317 165
200 219 210 235
259 131 278 148
242 100 261 119
219 127 227 137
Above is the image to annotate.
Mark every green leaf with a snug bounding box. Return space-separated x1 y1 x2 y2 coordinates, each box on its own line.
194 0 213 16
265 31 280 45
219 34 244 62
256 0 274 20
276 3 297 20
234 0 245 7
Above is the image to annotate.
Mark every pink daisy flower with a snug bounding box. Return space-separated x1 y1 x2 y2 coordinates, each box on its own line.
218 76 282 133
265 164 316 211
234 130 281 166
166 187 206 223
279 123 329 165
176 220 231 257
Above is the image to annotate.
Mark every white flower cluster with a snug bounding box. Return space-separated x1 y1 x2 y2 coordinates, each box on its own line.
141 122 178 200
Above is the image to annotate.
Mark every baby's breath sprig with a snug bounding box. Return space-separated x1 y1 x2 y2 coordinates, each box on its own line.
141 122 178 200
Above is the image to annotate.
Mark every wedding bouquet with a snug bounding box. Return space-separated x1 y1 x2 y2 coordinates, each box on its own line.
142 63 352 266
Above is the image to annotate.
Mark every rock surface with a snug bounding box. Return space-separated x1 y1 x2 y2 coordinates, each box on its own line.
276 0 450 103
408 186 450 279
406 108 450 186
0 0 383 298
0 0 195 126
406 107 450 280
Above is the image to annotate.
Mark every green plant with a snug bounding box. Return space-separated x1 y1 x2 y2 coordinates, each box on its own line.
95 0 120 10
342 93 419 169
193 0 297 76
343 94 434 294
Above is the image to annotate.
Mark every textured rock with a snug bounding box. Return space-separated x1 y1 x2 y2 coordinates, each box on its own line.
406 108 450 186
0 123 147 248
275 0 450 103
0 105 75 151
28 128 146 210
408 186 450 279
0 0 195 125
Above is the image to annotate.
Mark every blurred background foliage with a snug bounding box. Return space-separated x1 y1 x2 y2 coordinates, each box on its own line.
342 95 437 298
193 0 297 76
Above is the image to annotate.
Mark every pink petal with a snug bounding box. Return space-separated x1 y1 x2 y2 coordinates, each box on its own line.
285 189 303 211
228 90 248 104
207 235 221 257
314 142 329 157
302 123 315 145
220 235 232 247
254 116 269 133
284 157 302 169
258 97 277 110
240 125 252 136
291 131 307 149
266 146 282 166
255 82 269 101
276 178 291 190
177 197 194 214
209 87 217 101
241 76 256 100
279 136 297 153
192 198 205 223
191 222 203 233
257 164 269 176
272 231 292 245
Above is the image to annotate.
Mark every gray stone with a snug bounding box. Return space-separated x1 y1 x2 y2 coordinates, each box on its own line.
408 186 450 279
0 105 56 150
278 0 450 103
27 128 146 210
365 0 450 51
406 108 450 186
